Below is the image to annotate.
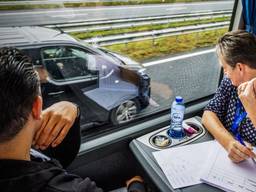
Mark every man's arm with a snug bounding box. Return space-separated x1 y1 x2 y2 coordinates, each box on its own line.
42 160 103 192
33 101 78 150
202 111 254 163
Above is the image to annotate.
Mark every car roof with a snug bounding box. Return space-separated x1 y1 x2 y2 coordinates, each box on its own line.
0 26 78 47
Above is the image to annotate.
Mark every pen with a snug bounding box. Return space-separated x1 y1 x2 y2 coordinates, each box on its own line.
236 134 256 164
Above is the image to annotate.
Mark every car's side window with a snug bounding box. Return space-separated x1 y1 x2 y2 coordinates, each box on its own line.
42 46 97 81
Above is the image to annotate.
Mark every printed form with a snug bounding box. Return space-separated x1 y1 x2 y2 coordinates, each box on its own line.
201 143 256 192
152 141 216 189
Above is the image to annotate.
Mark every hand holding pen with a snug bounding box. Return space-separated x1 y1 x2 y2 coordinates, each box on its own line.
235 134 256 164
229 99 256 163
226 138 256 163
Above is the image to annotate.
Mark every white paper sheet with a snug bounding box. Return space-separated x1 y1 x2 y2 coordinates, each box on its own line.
200 143 256 192
153 140 216 189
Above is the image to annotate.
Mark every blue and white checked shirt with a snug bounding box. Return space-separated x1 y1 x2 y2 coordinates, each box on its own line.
205 76 256 145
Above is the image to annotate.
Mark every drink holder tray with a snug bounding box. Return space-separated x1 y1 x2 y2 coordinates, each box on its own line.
148 117 206 149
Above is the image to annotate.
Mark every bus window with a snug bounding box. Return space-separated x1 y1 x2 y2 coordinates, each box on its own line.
0 0 235 137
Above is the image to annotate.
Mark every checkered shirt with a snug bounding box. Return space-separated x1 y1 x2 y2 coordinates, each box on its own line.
205 76 256 145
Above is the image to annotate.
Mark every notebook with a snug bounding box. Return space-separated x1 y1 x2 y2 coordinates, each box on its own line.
153 140 216 189
153 140 256 191
200 142 256 192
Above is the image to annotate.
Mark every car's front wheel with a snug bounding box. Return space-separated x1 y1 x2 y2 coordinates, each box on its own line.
110 99 140 125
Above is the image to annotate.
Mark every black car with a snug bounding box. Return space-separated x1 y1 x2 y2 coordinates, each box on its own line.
0 26 150 129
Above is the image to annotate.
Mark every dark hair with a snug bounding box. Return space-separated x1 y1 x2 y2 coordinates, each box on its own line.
0 47 40 142
216 30 256 69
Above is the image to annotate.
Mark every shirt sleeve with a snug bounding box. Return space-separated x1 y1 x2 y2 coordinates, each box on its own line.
46 172 104 192
44 160 104 192
204 76 233 121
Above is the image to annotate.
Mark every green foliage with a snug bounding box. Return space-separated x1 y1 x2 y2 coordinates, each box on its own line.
0 4 62 10
64 0 223 8
104 28 227 62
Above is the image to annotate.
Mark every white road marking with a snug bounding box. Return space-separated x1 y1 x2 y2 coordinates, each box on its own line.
149 98 160 107
143 48 215 67
52 7 186 17
51 13 88 17
192 9 212 13
165 7 187 11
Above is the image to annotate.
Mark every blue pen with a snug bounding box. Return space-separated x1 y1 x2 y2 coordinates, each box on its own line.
236 134 246 146
231 100 256 163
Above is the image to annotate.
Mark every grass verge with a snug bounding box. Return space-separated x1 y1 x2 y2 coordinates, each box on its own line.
64 0 220 8
0 4 62 10
71 16 230 39
103 28 228 62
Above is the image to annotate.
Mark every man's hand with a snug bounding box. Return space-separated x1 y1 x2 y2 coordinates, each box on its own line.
226 140 255 163
33 101 78 150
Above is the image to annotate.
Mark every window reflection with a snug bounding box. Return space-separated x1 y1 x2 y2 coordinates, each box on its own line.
0 0 235 133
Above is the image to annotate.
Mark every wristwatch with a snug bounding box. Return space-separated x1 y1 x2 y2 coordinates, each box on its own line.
72 102 80 119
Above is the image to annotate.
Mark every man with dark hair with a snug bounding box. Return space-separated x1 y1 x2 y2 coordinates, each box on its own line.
0 47 103 192
202 30 256 163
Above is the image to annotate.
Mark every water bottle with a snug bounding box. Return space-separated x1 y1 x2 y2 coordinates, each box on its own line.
168 96 185 138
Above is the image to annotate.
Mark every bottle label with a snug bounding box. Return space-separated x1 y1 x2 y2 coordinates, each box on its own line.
171 112 183 122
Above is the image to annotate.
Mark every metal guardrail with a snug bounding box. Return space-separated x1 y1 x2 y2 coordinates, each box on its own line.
45 10 231 46
84 22 229 46
46 10 231 29
64 13 231 33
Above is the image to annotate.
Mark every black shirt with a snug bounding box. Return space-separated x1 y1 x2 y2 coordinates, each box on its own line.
0 158 103 192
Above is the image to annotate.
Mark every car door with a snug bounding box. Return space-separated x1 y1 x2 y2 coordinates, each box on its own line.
40 45 109 128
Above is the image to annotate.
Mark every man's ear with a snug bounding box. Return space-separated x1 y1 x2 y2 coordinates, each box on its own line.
32 96 42 120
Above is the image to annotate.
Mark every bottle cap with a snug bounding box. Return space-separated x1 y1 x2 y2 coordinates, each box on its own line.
175 96 183 103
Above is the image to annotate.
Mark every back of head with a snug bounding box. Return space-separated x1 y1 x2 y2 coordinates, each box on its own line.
216 30 256 69
0 47 39 143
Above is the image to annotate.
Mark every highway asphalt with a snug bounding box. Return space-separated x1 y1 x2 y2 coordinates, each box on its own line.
0 1 233 26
